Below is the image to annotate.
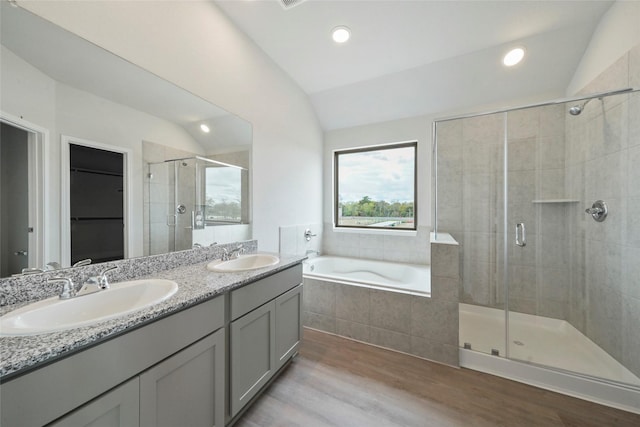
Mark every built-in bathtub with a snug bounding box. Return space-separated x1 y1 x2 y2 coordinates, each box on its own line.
302 255 458 367
302 256 430 297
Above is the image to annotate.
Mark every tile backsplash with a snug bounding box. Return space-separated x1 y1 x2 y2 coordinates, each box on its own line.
279 224 323 256
322 223 430 265
0 240 257 308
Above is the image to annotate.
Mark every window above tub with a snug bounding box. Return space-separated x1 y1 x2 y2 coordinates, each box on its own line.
334 141 417 231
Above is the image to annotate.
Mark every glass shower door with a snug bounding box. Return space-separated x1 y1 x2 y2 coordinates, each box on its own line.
505 103 571 367
505 90 640 387
436 112 507 357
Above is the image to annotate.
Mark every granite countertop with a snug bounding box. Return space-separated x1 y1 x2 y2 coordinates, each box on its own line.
0 253 305 381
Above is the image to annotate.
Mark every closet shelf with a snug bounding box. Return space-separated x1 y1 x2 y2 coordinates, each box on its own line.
70 217 124 221
531 199 580 204
71 167 123 177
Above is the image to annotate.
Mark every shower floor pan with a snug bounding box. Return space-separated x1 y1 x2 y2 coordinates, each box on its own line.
459 303 640 386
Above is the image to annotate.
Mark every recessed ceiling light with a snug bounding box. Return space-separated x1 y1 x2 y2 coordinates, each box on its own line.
332 26 351 44
503 47 525 67
200 124 210 133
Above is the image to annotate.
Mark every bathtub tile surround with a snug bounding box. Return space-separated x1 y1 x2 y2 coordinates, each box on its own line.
0 240 258 308
279 223 323 256
322 223 431 264
302 233 460 367
335 284 370 324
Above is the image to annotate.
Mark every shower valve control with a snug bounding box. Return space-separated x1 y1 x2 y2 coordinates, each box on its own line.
304 229 317 241
585 200 607 222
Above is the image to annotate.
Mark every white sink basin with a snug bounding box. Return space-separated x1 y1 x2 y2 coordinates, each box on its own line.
207 254 280 272
0 279 178 336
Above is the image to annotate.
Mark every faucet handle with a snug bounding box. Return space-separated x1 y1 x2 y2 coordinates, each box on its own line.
72 258 92 267
98 266 118 289
49 277 76 300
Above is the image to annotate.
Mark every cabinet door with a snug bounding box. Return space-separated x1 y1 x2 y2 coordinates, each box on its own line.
140 329 225 427
50 378 139 427
230 300 276 417
275 284 303 370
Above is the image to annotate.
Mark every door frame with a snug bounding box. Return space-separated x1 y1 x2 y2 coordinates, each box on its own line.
0 112 49 271
61 135 132 267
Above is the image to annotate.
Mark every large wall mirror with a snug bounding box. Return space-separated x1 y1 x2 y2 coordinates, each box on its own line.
0 3 252 278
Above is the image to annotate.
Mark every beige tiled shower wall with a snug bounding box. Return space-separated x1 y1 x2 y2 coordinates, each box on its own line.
436 103 570 318
303 236 459 367
436 44 640 378
143 141 198 256
565 44 640 377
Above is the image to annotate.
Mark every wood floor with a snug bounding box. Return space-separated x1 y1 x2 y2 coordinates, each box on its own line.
236 328 640 427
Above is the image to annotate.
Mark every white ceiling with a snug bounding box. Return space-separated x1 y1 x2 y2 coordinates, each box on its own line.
215 0 614 130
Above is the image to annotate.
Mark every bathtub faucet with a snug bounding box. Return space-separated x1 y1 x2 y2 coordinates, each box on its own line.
305 250 320 256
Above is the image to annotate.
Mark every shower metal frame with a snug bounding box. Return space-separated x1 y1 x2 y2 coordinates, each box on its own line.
432 87 635 242
431 85 640 376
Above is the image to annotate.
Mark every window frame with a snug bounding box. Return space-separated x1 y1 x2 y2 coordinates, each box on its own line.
333 141 418 231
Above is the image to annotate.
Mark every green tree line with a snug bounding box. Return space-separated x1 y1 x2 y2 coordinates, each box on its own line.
339 196 414 218
205 197 241 220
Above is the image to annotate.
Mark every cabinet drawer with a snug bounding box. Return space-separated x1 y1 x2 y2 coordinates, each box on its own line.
230 264 302 321
50 378 140 427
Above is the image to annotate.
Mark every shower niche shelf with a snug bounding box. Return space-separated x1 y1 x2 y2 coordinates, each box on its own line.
531 199 580 204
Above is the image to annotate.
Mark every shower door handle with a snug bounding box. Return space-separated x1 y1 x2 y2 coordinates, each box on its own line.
515 223 526 247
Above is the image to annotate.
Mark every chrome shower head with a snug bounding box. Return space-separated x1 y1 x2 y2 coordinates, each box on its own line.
568 105 583 115
569 98 595 116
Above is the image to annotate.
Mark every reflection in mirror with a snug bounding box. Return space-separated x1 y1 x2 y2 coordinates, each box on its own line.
0 3 252 277
146 155 250 256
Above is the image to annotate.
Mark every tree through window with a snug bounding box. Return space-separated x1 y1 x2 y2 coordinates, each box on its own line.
334 141 417 230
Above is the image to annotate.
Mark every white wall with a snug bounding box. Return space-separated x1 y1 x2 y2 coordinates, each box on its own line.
19 0 324 253
1 45 205 263
1 45 58 264
567 0 640 94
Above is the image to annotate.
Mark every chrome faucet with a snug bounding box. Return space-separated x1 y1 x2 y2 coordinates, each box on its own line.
49 277 78 300
221 244 244 261
83 266 118 291
49 267 118 299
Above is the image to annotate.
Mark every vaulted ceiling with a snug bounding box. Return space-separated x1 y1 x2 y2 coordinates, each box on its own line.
215 0 614 130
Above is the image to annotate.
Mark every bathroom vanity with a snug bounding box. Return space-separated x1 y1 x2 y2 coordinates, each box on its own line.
0 254 304 427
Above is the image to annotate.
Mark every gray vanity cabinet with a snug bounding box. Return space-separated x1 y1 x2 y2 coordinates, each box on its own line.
49 378 140 427
230 299 277 417
275 285 303 370
229 265 303 418
140 329 225 427
1 296 225 427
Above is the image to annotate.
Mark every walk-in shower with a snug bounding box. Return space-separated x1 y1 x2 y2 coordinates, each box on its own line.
433 87 640 411
146 156 249 255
